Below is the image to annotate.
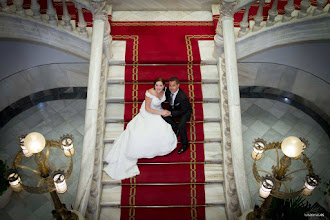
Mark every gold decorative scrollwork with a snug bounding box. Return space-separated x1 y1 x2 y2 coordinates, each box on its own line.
185 34 214 219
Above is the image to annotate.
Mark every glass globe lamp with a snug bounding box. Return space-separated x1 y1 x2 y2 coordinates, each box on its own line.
24 132 46 154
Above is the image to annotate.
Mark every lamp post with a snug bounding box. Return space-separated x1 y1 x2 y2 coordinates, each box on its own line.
6 132 78 220
247 136 320 219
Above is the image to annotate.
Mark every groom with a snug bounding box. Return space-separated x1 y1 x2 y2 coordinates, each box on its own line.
162 77 192 154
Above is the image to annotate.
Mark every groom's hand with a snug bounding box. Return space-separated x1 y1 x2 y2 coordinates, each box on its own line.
162 110 171 117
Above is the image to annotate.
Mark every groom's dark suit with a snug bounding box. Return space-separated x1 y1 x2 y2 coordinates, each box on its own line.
163 87 192 147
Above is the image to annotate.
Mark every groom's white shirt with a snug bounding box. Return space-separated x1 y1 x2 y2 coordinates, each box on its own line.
170 89 179 107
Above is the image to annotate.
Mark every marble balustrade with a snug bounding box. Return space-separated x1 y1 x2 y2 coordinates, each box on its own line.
222 2 252 218
236 0 330 38
0 0 92 39
1 0 114 66
213 0 329 43
73 17 105 218
0 15 92 60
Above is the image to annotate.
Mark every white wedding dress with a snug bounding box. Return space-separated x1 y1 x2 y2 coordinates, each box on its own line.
104 91 177 180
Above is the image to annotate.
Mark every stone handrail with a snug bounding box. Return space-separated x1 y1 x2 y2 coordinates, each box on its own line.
81 53 107 220
73 1 111 219
214 1 253 219
0 0 93 40
237 0 329 38
213 1 329 219
218 54 242 220
73 15 105 219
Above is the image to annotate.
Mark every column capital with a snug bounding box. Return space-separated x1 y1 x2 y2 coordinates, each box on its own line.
220 0 237 18
91 0 107 21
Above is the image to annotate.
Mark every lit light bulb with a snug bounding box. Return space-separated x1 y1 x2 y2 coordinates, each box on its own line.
53 172 67 193
281 136 304 158
259 176 274 199
24 132 46 153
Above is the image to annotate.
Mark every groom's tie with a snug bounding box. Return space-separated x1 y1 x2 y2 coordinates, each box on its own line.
170 93 174 109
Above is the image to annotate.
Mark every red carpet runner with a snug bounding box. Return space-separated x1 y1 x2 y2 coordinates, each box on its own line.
111 22 214 219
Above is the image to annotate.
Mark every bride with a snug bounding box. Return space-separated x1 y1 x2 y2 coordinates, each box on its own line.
104 77 178 180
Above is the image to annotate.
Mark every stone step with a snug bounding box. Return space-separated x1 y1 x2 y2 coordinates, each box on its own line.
100 206 227 220
105 118 220 123
104 138 221 144
106 83 220 102
100 183 225 206
104 122 221 143
109 41 126 64
198 40 217 65
107 64 219 83
105 102 220 122
103 142 222 165
107 65 125 83
200 65 219 83
101 163 223 185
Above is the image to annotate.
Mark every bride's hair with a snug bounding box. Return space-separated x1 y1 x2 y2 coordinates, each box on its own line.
154 77 166 91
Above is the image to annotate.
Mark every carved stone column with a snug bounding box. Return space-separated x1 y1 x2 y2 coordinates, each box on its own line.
61 0 72 31
283 0 294 22
297 0 311 18
103 20 113 61
47 0 57 25
313 0 327 16
0 0 11 13
13 0 25 16
77 4 88 37
238 3 252 37
221 0 252 217
30 0 41 19
91 1 112 61
213 16 224 59
252 0 265 31
266 0 278 27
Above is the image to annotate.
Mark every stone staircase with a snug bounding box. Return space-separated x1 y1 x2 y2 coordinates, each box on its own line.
98 40 227 219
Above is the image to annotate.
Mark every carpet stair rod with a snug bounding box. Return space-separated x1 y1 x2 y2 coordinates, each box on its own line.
100 204 226 208
105 119 220 123
102 161 222 165
107 81 215 85
118 63 207 66
106 100 219 104
103 140 221 144
102 182 223 186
